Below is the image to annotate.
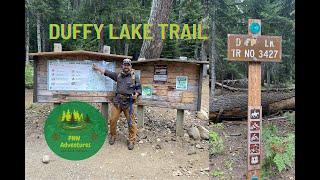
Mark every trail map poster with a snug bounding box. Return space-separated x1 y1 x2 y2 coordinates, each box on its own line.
48 60 115 91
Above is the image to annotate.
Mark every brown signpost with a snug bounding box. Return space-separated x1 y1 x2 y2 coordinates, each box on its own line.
227 19 282 180
228 35 282 62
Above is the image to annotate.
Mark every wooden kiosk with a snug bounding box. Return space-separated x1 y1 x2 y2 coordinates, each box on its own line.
30 45 208 137
132 58 208 136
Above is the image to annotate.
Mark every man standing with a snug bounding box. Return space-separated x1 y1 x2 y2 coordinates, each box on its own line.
92 59 141 150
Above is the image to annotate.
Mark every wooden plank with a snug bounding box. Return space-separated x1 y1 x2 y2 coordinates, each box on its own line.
197 64 204 111
182 92 195 103
29 50 132 61
140 77 199 86
137 100 197 111
37 90 115 97
176 109 184 136
137 105 144 128
131 58 209 65
37 95 111 103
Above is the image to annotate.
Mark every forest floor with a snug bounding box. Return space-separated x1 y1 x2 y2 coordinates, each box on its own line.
25 78 210 179
209 90 295 180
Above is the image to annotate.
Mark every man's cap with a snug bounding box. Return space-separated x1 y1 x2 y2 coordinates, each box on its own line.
123 58 132 65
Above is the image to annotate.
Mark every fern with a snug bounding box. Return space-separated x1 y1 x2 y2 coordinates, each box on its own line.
209 131 224 155
262 124 295 175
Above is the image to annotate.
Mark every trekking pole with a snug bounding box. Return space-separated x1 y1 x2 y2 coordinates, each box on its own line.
128 95 133 127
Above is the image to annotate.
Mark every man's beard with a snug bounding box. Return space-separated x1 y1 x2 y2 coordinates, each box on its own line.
123 68 130 73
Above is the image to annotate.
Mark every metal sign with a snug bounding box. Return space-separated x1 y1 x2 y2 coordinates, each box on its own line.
227 34 282 62
154 65 168 83
247 106 262 171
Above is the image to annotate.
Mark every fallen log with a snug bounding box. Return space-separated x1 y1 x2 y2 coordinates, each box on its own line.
215 82 295 92
209 91 295 121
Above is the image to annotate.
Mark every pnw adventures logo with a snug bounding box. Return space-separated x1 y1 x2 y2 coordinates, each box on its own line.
44 101 107 160
59 109 91 130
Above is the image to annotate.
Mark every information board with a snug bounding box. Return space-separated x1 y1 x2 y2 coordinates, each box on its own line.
154 65 167 83
48 60 115 91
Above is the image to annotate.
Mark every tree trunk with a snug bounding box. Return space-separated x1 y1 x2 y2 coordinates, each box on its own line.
25 0 30 63
209 14 218 98
41 22 46 52
36 13 42 52
139 0 173 59
209 91 295 121
124 42 129 56
201 41 208 77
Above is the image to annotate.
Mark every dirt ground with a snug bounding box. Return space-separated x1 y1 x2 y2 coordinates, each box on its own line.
208 97 295 180
25 78 210 180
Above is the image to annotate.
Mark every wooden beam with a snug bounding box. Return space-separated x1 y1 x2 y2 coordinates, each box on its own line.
247 18 262 180
137 105 144 128
53 102 61 108
197 64 204 111
247 62 262 179
176 109 184 137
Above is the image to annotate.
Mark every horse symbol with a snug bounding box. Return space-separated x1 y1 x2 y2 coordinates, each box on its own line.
251 109 260 119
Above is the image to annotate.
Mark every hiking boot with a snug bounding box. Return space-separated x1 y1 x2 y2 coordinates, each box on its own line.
109 136 115 145
127 142 134 150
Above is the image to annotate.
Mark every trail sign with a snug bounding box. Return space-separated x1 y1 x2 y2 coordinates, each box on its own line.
227 35 282 62
227 19 282 180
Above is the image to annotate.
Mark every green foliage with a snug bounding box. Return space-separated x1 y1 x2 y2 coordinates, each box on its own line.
262 124 295 178
209 131 224 155
212 169 225 177
283 111 295 125
211 0 295 84
26 0 295 85
25 63 34 89
224 159 233 171
212 123 224 130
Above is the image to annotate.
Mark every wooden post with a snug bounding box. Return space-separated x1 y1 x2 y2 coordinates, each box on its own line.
102 45 110 54
137 105 144 128
176 109 184 137
247 62 261 179
101 102 109 122
197 64 204 111
227 19 282 180
247 19 262 180
53 103 61 108
54 43 62 52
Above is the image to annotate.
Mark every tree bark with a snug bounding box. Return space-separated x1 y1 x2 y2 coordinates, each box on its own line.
124 42 129 56
139 0 173 59
41 22 46 52
25 0 30 63
201 41 208 77
36 13 42 52
209 92 295 121
209 13 218 98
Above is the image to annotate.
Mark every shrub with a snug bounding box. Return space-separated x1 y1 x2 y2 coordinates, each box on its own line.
209 131 224 155
262 124 295 177
25 63 33 88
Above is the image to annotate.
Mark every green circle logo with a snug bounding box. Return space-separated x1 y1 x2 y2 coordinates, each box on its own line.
44 101 107 160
